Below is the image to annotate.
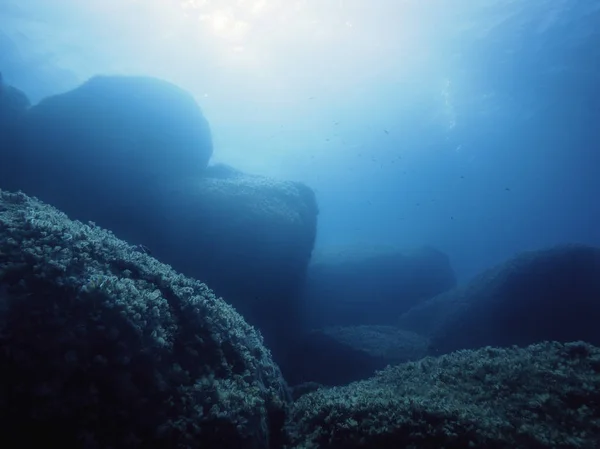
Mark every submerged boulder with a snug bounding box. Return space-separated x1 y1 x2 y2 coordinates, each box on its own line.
399 244 600 355
1 74 213 203
0 189 289 449
151 165 319 357
303 245 456 328
0 72 29 126
0 75 318 362
287 341 600 449
0 73 29 170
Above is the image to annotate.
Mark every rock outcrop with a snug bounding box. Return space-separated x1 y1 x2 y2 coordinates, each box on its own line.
303 245 456 328
399 245 600 355
0 76 319 360
286 341 600 449
0 189 290 449
151 165 319 356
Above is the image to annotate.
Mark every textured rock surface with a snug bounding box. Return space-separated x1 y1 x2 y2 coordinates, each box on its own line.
286 341 600 449
0 189 289 449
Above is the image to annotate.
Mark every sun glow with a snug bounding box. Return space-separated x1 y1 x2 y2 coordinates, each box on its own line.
185 0 283 43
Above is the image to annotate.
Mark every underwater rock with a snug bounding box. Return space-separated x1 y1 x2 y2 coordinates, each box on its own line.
1 74 213 199
0 189 289 449
0 73 29 148
0 72 30 125
286 341 600 449
281 325 429 386
151 168 319 360
399 244 600 355
0 79 318 362
0 74 30 187
303 245 456 328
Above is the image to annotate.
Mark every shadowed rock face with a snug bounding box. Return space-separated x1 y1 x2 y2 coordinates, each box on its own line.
302 245 456 328
1 75 213 207
399 244 600 355
0 73 30 163
150 167 319 359
0 72 30 122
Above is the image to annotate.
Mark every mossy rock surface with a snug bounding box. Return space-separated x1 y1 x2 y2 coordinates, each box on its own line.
0 189 289 449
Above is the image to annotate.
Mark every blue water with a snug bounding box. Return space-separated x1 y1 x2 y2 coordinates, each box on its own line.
1 0 599 281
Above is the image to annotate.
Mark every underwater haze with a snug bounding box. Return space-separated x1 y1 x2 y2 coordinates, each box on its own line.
1 0 599 281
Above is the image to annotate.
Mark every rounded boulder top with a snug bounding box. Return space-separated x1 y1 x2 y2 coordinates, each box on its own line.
20 74 213 183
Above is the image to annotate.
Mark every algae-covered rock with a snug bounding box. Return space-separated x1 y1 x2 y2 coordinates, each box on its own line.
0 189 289 449
286 341 600 449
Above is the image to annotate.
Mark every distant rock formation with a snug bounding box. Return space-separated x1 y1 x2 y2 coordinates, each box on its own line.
0 72 30 123
302 245 456 328
0 72 29 157
0 189 289 449
399 244 600 354
3 75 213 199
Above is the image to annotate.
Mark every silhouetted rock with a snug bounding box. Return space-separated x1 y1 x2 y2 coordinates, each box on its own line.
0 73 29 163
0 189 290 449
286 341 600 449
0 76 318 363
1 75 213 203
152 171 318 359
0 72 29 123
303 245 456 328
399 244 600 355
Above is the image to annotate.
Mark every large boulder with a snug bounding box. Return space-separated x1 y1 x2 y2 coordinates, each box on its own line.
1 75 213 207
303 245 456 328
151 165 319 357
286 341 600 449
399 245 600 355
0 189 290 449
0 75 319 359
